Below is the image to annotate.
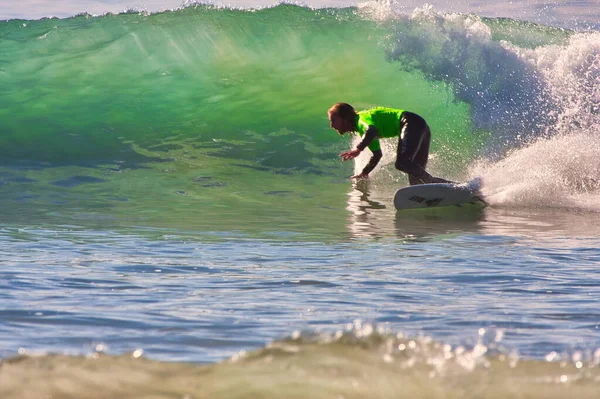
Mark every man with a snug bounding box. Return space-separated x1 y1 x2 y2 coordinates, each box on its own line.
328 102 452 185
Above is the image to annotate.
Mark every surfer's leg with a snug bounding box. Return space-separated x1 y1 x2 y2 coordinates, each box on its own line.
412 125 430 168
395 112 442 185
413 126 453 185
408 125 431 185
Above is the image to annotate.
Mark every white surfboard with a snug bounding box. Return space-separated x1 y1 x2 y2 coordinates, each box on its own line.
393 177 485 210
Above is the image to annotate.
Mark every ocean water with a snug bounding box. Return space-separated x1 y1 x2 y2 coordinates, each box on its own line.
1 1 600 397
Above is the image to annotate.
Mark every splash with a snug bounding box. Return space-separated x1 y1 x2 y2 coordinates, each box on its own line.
472 131 600 210
471 31 600 210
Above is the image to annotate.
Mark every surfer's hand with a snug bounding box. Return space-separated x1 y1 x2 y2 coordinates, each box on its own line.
351 173 368 179
339 148 361 161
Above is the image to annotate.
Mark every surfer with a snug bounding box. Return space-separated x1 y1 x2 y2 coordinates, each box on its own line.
328 102 452 185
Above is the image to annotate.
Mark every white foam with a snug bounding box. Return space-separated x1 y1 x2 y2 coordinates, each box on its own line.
472 130 600 210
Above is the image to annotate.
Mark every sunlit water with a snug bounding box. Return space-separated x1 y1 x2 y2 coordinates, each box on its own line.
1 1 600 397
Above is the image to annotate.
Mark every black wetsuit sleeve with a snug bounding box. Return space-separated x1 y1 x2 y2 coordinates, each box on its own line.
361 149 383 176
356 125 378 151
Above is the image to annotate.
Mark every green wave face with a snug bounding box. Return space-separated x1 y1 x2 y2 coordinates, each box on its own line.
0 5 584 232
0 5 478 168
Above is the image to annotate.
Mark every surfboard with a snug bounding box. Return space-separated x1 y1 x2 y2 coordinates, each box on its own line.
393 177 485 210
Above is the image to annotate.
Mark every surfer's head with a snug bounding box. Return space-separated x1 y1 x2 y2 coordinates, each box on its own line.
328 102 357 135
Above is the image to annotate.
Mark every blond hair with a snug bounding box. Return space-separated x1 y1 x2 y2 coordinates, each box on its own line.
328 102 356 122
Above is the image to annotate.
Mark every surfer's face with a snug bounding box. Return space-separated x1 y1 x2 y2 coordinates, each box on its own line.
329 113 353 135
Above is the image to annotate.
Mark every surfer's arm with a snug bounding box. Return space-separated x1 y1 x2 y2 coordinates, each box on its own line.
355 125 381 177
356 125 378 151
340 125 378 162
357 149 382 177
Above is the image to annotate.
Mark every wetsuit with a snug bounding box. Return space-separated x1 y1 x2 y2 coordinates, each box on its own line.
355 107 450 185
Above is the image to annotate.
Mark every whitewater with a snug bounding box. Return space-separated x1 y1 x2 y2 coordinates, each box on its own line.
1 1 600 398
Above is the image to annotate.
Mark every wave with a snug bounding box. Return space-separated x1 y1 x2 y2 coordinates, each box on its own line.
0 4 598 208
3 323 600 398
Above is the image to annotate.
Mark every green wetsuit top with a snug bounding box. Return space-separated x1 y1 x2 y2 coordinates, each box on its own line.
356 107 405 152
